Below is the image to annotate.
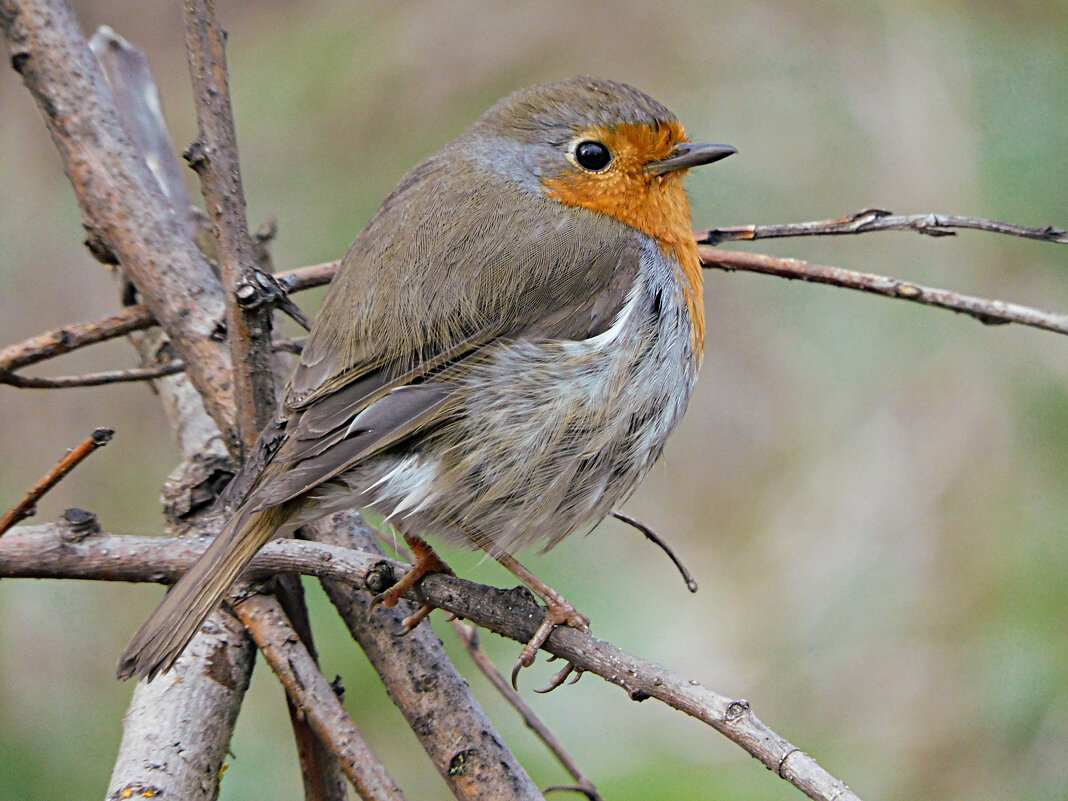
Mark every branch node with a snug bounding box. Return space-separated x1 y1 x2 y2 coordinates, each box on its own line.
59 507 101 541
364 560 398 594
893 282 922 299
183 138 209 171
725 699 750 721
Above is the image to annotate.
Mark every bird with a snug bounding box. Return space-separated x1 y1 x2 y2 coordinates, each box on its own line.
117 76 735 687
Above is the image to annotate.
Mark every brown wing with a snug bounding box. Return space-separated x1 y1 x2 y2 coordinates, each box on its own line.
243 148 644 511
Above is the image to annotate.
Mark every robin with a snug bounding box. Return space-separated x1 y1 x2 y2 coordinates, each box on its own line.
118 76 735 687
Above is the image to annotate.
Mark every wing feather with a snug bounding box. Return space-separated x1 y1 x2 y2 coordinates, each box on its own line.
243 146 646 512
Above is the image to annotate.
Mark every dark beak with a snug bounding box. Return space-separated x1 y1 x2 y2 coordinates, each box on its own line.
647 142 736 176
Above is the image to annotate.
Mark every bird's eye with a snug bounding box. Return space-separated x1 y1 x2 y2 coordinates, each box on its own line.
574 140 612 172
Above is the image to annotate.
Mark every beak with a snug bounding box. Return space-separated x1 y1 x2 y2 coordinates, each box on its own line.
647 142 736 176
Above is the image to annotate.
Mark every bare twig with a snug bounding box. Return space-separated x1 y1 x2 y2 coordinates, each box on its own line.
613 511 698 593
0 362 185 388
7 204 1067 388
182 0 275 447
700 247 1068 335
233 594 407 801
0 307 157 373
2 524 862 801
0 428 114 536
451 620 602 801
699 208 1068 246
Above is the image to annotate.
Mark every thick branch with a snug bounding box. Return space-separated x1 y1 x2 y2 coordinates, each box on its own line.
0 0 239 451
2 524 860 801
308 515 546 801
700 247 1068 335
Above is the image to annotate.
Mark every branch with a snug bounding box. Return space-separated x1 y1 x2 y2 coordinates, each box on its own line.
1 524 860 801
307 515 546 801
55 18 261 798
182 0 276 448
450 620 602 801
0 0 240 451
0 261 330 379
700 247 1068 335
233 594 406 801
6 203 1067 388
0 362 184 388
0 427 113 535
699 208 1068 245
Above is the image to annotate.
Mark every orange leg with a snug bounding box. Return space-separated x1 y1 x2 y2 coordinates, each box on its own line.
369 532 454 631
489 549 591 693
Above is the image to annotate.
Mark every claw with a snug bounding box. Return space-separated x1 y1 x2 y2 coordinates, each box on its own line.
399 602 434 631
535 662 577 693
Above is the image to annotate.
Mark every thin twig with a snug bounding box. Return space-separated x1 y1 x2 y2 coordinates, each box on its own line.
0 428 114 536
233 594 407 801
450 619 603 801
613 511 698 593
0 362 184 388
0 307 157 373
698 208 1068 246
700 247 1068 335
2 525 862 801
7 202 1067 386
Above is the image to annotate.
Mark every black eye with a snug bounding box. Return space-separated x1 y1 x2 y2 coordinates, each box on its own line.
574 140 612 171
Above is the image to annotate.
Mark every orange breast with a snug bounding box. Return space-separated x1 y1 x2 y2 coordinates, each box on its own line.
540 121 705 362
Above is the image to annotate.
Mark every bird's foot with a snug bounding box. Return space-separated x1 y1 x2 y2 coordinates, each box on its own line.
369 533 454 632
510 591 590 693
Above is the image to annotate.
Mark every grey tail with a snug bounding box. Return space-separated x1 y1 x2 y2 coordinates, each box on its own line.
116 505 283 681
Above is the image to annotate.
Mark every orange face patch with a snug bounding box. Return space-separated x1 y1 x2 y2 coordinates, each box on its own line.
541 121 705 361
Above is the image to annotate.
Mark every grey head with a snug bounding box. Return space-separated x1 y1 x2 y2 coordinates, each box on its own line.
452 76 683 191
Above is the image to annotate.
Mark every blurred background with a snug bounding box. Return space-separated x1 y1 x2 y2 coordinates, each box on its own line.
2 1 1067 799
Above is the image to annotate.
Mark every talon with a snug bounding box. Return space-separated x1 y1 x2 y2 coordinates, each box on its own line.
535 662 580 694
399 603 434 631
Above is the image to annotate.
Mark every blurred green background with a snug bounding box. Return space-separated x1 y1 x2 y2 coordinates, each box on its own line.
2 1 1067 799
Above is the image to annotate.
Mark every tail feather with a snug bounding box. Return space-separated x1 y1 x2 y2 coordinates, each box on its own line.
116 505 285 681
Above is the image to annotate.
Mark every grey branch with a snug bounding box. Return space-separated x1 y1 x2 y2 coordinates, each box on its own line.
233 594 407 801
307 516 546 801
5 207 1067 390
700 247 1068 336
0 0 241 452
698 207 1068 245
182 0 277 449
1 523 861 801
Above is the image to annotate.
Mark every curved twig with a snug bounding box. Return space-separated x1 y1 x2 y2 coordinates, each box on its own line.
0 362 185 389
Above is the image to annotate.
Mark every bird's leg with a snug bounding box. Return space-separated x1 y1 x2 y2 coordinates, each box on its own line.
490 550 590 692
369 532 454 631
